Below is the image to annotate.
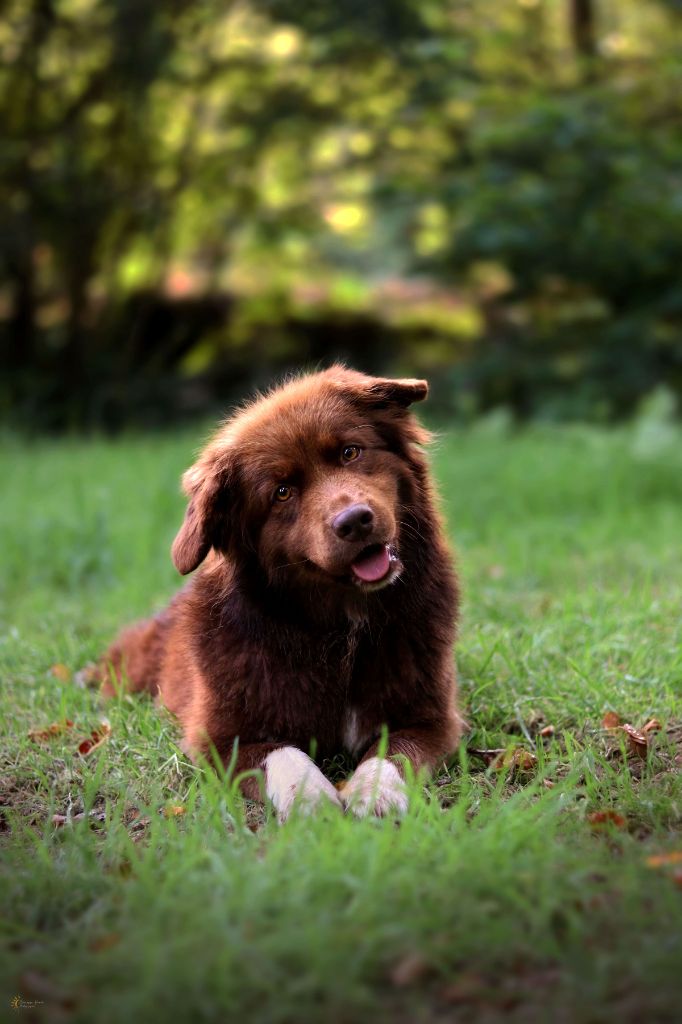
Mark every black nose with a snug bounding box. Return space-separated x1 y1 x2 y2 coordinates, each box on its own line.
332 503 374 542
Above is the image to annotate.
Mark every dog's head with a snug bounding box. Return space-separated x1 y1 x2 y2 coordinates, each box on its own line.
172 367 431 595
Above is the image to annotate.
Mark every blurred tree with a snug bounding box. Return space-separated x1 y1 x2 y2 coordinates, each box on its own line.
1 0 198 422
1 0 680 427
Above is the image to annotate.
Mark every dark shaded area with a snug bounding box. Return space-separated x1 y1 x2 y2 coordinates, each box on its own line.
1 0 681 429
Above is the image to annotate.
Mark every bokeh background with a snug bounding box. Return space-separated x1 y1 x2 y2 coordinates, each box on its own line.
2 0 682 430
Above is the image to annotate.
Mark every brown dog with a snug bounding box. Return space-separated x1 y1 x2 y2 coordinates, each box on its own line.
97 367 460 818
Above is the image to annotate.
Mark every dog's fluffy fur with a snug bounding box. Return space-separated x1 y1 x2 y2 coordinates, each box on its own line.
96 367 460 818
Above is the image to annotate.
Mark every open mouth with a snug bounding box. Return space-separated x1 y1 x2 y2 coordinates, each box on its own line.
300 543 402 592
350 543 401 588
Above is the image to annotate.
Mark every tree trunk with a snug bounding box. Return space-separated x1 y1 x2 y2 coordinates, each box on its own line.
7 254 36 373
63 252 92 416
570 0 596 58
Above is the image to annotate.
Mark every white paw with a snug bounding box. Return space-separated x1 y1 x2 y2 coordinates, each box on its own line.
340 757 408 818
265 747 342 822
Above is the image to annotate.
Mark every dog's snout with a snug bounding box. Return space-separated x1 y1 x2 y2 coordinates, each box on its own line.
332 503 374 542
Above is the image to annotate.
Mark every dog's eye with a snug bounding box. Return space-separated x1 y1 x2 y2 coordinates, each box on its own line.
274 484 293 503
341 445 362 463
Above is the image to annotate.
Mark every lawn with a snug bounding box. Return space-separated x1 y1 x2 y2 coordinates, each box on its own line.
1 421 681 1023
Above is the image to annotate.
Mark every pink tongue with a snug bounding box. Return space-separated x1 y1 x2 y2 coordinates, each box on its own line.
351 545 391 583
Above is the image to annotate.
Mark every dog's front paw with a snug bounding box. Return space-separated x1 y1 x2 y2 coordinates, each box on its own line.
340 757 408 818
265 746 342 822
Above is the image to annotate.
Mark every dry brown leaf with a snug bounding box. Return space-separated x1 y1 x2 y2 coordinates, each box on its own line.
645 851 682 869
389 952 431 988
642 718 662 734
588 810 626 829
622 723 648 759
49 663 71 682
601 711 621 730
28 719 74 742
539 725 555 738
77 722 111 757
491 747 538 774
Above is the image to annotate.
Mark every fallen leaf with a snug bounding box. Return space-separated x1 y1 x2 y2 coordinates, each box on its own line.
77 722 111 757
601 711 621 730
642 718 662 734
622 724 648 759
389 952 431 987
539 725 555 738
491 747 538 774
542 779 555 789
160 805 186 818
28 719 74 742
645 851 682 869
49 663 71 682
588 810 626 829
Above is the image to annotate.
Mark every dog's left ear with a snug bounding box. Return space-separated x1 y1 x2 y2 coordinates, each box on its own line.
171 453 232 575
365 377 428 408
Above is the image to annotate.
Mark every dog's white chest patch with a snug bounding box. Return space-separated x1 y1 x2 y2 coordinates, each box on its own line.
342 708 369 757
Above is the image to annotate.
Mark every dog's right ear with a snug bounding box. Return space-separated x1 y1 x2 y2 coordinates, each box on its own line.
171 453 232 575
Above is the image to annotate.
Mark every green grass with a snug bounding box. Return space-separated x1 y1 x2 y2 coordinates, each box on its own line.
1 422 681 1023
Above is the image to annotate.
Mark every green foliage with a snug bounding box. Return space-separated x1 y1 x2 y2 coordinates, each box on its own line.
429 79 682 417
1 1 681 426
